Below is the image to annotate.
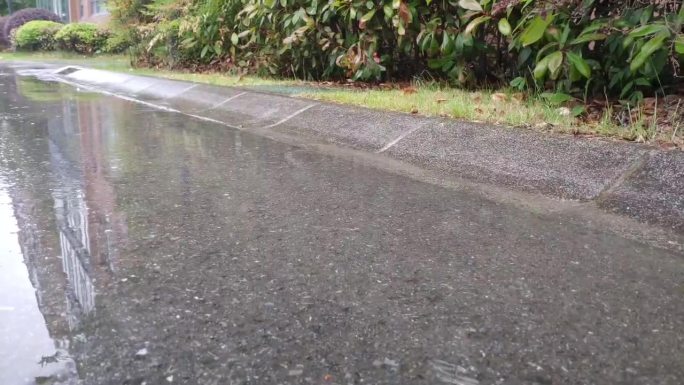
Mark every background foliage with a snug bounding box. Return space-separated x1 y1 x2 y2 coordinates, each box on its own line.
2 8 60 45
14 19 63 50
92 0 684 102
54 22 109 53
0 0 35 17
0 5 121 54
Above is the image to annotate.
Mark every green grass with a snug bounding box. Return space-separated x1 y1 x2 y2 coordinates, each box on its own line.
0 51 132 70
0 51 674 143
300 87 577 130
0 51 302 87
132 68 303 88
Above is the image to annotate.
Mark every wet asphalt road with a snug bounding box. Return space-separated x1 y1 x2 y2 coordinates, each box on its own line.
0 68 683 385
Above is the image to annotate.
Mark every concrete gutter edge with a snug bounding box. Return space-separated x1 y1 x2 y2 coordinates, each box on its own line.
16 63 684 233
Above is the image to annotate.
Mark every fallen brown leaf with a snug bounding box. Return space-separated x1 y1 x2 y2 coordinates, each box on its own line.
655 140 677 150
402 87 418 95
491 92 509 102
511 93 525 103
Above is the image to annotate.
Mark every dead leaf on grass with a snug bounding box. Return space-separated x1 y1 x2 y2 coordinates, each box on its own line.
511 93 525 103
491 92 509 102
436 98 448 103
402 87 418 95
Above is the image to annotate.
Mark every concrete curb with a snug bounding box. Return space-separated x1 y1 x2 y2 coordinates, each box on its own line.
19 64 684 232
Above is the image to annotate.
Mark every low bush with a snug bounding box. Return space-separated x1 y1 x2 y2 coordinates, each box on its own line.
103 28 136 53
3 8 60 44
14 20 63 51
54 23 108 54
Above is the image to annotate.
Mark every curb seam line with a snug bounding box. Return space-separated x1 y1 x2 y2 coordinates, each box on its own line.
260 104 317 129
162 84 198 100
377 125 423 153
594 150 651 202
206 92 247 111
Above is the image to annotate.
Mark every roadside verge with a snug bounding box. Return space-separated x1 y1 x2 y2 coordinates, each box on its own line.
15 63 684 234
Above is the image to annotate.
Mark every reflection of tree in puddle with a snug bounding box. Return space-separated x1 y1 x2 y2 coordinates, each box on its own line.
16 77 101 103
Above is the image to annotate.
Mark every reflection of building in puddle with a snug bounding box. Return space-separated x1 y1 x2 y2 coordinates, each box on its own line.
3 76 127 383
0 184 80 385
49 141 98 329
55 190 96 329
45 96 129 328
3 88 133 382
60 229 96 329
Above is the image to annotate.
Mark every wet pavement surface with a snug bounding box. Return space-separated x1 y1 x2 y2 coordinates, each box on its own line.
1 67 683 385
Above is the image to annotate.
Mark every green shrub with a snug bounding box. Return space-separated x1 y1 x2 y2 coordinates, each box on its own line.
103 28 136 53
118 0 684 103
54 23 108 54
14 20 63 51
3 8 61 44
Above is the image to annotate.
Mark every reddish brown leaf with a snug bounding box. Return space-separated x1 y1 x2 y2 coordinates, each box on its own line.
491 92 509 102
402 86 417 95
511 93 525 102
399 2 411 25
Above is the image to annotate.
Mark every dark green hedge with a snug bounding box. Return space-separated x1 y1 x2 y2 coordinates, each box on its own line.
113 0 684 101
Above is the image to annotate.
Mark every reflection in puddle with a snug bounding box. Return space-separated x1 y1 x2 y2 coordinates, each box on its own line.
0 181 78 384
0 71 121 384
3 65 683 385
55 189 97 330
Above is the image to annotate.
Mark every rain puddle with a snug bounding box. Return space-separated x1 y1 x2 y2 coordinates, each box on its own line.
1 63 683 384
0 180 78 385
